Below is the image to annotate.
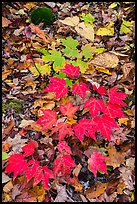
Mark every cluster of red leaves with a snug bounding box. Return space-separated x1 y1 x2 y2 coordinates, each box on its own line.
5 64 128 189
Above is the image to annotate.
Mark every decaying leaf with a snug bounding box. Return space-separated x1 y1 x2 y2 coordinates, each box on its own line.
106 145 125 168
30 24 50 44
54 185 73 202
86 182 108 199
2 17 12 27
90 52 119 68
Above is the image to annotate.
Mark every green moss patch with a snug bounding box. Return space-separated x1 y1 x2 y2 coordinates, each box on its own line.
30 7 55 25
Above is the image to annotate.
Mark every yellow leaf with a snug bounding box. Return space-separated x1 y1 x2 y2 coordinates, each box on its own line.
96 22 114 36
118 118 129 126
59 16 79 26
109 2 117 8
120 20 133 34
95 66 112 75
124 109 134 116
131 192 135 201
29 64 51 76
75 22 94 41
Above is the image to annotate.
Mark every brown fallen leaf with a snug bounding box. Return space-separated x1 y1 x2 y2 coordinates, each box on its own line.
3 119 15 137
30 24 50 44
28 186 45 202
106 178 119 195
2 70 12 80
59 16 79 27
124 109 134 116
19 119 35 128
2 17 12 27
118 118 129 126
106 145 125 168
3 181 14 193
86 182 108 199
75 22 94 42
117 181 126 194
2 173 11 184
73 163 82 177
80 194 88 202
121 62 135 79
89 52 119 68
15 192 37 202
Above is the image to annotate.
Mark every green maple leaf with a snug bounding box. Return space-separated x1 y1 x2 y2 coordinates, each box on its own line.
81 44 95 59
2 152 9 160
81 13 95 24
70 59 88 73
29 63 51 76
61 37 80 58
61 37 78 49
42 50 66 71
62 48 80 58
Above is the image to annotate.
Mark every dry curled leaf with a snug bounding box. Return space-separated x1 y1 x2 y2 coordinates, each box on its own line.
90 52 119 68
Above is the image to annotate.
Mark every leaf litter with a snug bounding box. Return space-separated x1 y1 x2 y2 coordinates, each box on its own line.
2 2 135 202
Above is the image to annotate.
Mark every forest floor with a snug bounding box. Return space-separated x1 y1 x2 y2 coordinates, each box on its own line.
2 2 135 202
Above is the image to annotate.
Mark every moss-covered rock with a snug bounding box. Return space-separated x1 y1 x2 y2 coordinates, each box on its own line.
9 99 24 113
2 99 24 113
30 7 55 25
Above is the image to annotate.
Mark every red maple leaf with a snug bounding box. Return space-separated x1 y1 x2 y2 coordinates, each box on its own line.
5 154 27 179
42 166 54 190
104 102 124 118
51 122 74 140
72 82 90 100
93 115 119 140
62 64 80 77
88 152 108 177
53 155 76 177
93 85 107 96
36 109 57 130
25 160 39 181
84 97 105 117
22 140 37 157
108 86 127 106
73 118 97 142
43 77 68 99
57 141 72 155
60 102 79 117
